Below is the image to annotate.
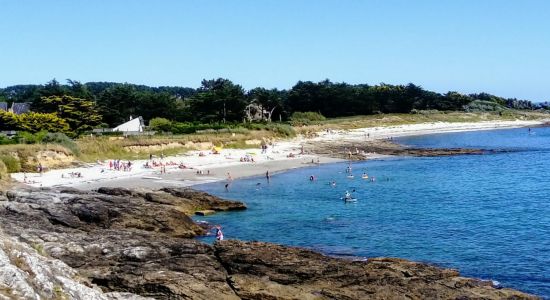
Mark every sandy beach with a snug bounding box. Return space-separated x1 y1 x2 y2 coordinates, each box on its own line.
11 119 545 190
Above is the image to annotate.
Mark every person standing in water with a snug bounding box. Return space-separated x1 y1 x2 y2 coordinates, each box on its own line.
215 226 224 241
266 170 270 182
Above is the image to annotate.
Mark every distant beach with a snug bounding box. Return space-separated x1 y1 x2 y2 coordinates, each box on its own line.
11 119 545 190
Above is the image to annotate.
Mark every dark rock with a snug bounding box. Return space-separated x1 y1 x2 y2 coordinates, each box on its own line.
0 187 538 300
160 187 247 212
215 240 538 300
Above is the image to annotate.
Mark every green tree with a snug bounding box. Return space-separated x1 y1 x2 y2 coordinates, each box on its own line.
247 88 286 122
189 78 248 123
97 84 139 126
17 112 70 133
41 95 102 134
0 110 19 130
149 117 172 132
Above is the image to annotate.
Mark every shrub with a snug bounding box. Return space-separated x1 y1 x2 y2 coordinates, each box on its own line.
463 100 506 112
14 131 46 144
149 117 173 132
0 155 21 173
289 111 326 125
0 135 16 145
269 123 295 137
42 132 80 155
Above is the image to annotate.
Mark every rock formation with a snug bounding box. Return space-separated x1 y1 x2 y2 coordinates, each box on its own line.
215 240 537 300
0 187 539 299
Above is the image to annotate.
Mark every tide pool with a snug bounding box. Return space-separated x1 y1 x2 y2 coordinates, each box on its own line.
195 127 550 297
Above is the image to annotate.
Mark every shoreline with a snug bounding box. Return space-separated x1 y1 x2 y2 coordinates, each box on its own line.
10 119 546 190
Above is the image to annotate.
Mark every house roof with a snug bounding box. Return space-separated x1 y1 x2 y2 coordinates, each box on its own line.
0 102 7 111
113 116 144 132
11 102 31 115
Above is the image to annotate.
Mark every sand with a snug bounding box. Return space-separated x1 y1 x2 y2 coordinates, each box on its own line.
10 119 545 190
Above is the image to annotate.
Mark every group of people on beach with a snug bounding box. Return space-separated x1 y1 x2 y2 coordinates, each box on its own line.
239 155 255 163
109 160 133 172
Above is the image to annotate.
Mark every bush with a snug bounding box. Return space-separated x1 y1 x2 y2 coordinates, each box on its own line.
14 131 48 144
289 111 326 125
42 132 80 155
265 123 295 137
0 135 16 145
0 155 21 173
149 117 173 132
463 100 506 112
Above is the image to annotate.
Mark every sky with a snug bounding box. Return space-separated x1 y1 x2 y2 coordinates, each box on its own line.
1 0 549 101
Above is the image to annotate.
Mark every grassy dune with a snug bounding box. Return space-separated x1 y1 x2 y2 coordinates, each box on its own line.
76 129 286 162
294 111 548 136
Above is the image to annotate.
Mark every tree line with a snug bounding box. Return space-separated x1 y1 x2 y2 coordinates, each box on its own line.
0 78 547 135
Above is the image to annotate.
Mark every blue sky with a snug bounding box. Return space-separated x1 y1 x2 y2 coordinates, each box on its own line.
1 0 549 101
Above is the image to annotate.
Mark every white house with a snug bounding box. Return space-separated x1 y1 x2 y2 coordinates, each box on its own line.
113 116 144 132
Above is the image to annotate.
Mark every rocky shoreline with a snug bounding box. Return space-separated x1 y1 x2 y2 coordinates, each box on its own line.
0 187 538 299
307 139 512 160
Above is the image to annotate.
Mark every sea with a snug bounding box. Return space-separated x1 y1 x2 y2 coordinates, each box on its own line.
195 127 550 297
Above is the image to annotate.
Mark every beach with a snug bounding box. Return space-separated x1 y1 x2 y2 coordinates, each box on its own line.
10 119 545 190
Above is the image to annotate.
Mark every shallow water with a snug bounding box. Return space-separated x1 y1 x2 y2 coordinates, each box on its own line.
195 127 550 297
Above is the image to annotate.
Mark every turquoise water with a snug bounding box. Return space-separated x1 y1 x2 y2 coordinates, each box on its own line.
195 127 550 297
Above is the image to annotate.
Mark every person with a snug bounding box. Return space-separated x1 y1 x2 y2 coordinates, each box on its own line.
266 170 270 182
215 226 224 241
344 190 352 200
309 175 315 181
225 183 230 191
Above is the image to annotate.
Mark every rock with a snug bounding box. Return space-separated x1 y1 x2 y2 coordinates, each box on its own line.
215 240 538 300
0 187 243 299
0 229 145 300
160 187 247 212
195 210 216 216
0 187 538 299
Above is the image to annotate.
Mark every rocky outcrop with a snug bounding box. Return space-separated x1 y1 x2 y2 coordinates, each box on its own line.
215 240 537 299
0 229 150 300
310 140 499 160
0 187 538 299
0 187 245 299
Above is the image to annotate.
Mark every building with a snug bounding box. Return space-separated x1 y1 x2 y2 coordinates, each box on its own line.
8 103 31 115
112 116 145 132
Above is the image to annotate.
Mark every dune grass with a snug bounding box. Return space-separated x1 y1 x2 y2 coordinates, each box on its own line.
76 129 284 162
293 111 549 136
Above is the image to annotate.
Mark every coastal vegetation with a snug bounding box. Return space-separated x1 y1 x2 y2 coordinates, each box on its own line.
1 78 548 136
0 78 548 177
